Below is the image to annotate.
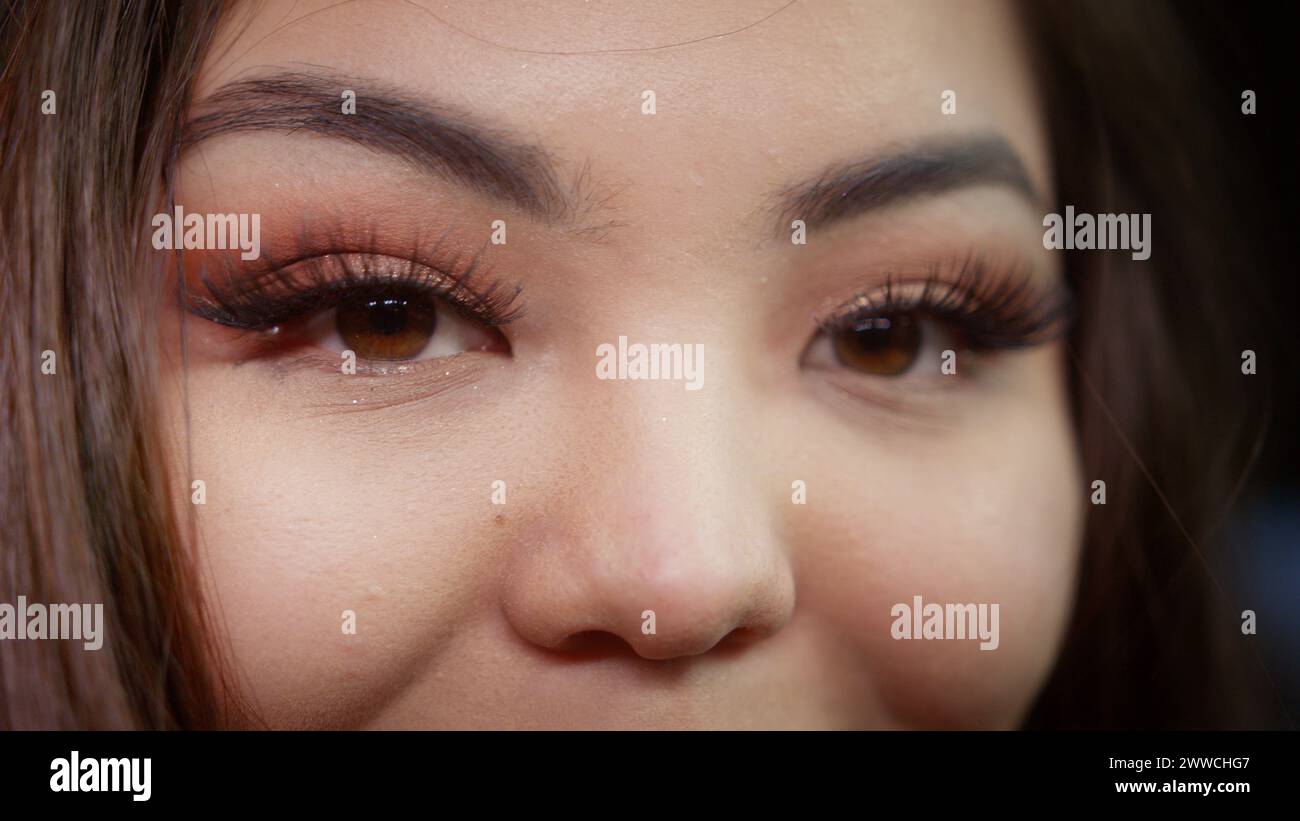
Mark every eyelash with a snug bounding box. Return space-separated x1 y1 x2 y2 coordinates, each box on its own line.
185 238 524 334
816 255 1073 352
184 239 1064 379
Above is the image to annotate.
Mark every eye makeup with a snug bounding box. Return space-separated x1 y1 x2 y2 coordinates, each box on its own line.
177 216 1068 426
799 252 1074 428
815 253 1073 356
172 221 528 400
182 223 524 344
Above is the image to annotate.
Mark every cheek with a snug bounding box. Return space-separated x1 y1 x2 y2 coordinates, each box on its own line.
790 353 1083 728
165 366 506 728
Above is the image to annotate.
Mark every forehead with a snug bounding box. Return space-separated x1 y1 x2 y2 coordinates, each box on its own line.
200 0 1050 229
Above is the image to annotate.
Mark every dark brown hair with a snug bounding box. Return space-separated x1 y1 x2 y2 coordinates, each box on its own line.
0 0 1283 728
0 0 229 728
1020 1 1281 728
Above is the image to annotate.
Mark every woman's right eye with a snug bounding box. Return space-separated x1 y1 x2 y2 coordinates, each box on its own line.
296 288 509 363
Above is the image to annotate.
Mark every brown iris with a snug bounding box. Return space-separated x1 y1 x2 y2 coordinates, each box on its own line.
336 294 436 360
832 312 922 376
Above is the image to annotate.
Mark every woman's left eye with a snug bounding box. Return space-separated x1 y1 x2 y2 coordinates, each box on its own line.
803 309 958 378
300 290 508 362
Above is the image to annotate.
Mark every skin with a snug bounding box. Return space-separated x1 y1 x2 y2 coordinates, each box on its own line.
161 0 1083 728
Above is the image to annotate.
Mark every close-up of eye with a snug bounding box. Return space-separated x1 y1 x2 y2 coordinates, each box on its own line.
2 0 1295 804
804 268 1072 380
185 249 521 368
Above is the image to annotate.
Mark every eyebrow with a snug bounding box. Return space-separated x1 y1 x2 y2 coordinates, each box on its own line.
181 71 570 220
771 135 1040 235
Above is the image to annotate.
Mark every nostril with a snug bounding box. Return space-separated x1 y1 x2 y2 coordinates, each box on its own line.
709 626 765 658
718 626 759 648
565 625 763 661
555 630 635 659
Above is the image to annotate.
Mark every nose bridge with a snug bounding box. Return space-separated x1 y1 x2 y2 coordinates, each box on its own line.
500 358 795 660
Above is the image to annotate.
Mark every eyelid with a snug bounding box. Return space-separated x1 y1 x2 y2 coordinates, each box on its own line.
815 256 1073 350
818 278 965 332
186 245 525 332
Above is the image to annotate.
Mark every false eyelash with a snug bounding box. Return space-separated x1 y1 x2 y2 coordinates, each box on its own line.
817 254 1074 350
184 230 524 332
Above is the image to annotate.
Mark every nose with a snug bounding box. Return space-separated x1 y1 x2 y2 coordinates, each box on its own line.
500 396 795 661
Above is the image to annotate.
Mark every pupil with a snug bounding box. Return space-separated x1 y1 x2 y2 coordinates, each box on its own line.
367 298 407 335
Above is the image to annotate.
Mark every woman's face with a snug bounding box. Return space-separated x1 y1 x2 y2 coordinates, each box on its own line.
161 0 1083 728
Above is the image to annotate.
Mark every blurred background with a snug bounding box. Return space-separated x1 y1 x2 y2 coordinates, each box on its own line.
1181 1 1299 724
